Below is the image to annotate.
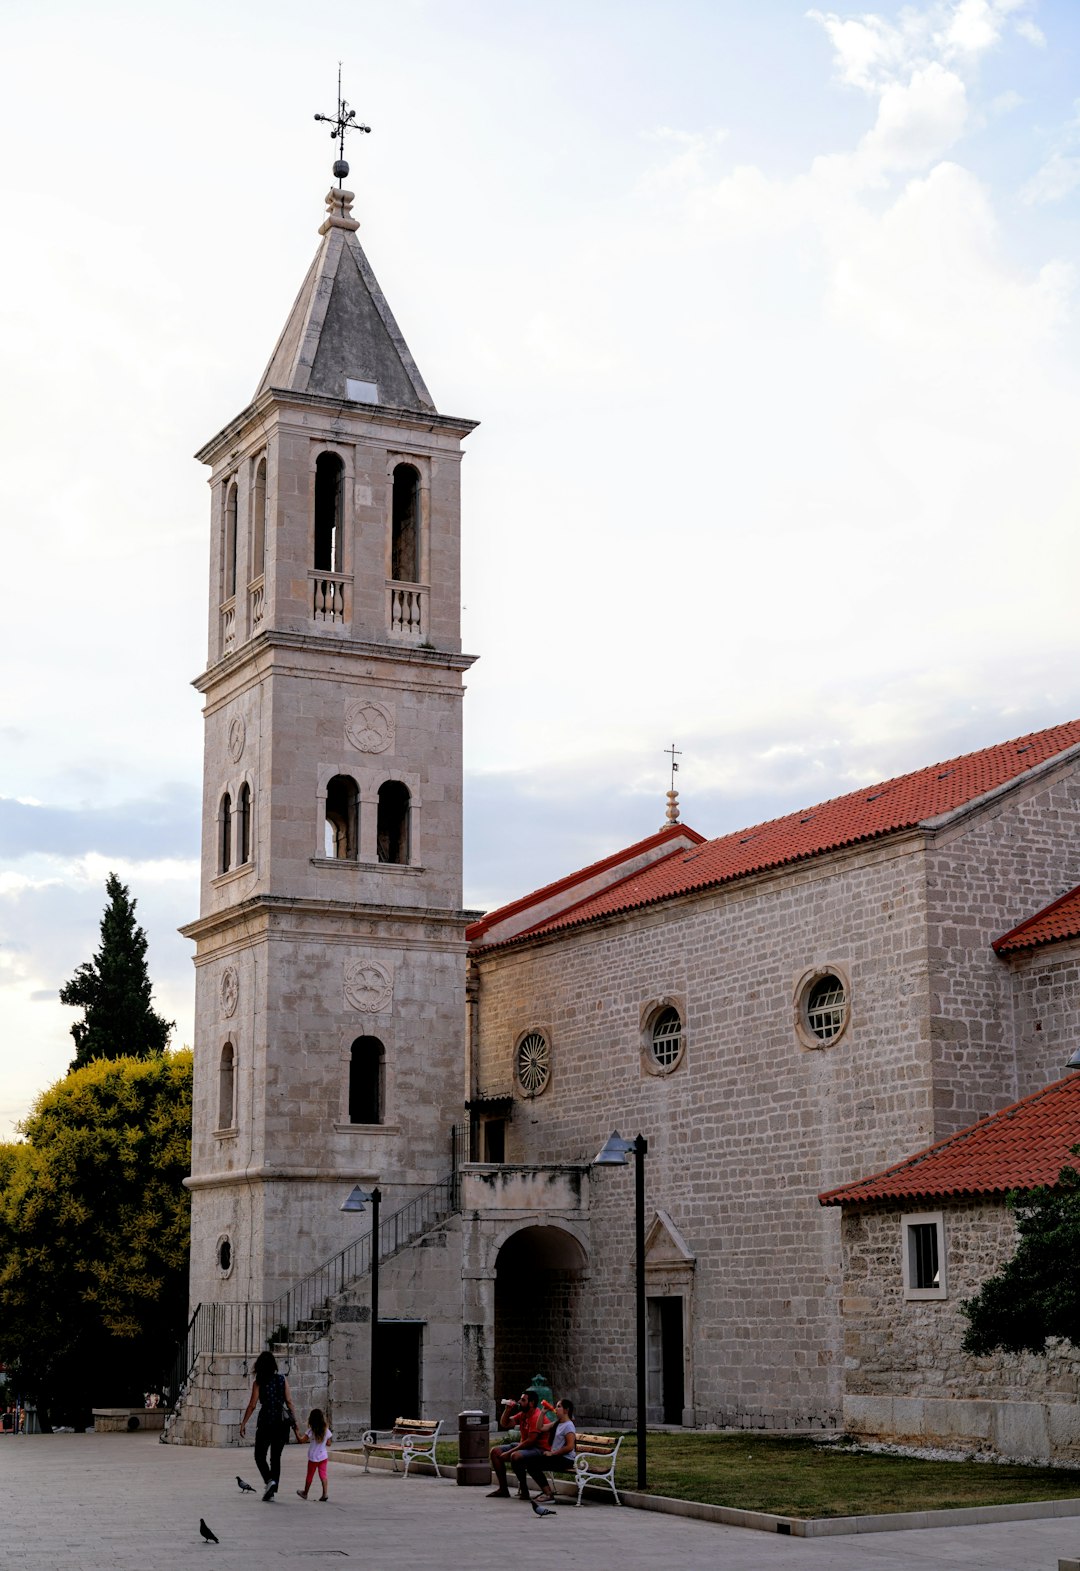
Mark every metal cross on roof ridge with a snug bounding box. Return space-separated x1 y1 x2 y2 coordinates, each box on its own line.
314 64 371 186
665 741 682 792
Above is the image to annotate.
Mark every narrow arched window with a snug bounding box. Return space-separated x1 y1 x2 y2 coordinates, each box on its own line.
325 775 359 859
349 1036 384 1124
377 781 410 864
251 458 266 581
237 782 252 865
391 464 420 583
218 1042 235 1130
224 482 239 598
219 792 232 874
314 452 345 572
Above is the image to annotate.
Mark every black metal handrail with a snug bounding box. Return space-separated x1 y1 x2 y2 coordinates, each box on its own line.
166 1170 460 1399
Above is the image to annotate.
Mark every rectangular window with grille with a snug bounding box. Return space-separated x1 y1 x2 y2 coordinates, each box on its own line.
901 1212 947 1300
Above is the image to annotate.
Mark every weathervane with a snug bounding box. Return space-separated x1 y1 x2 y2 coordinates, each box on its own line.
314 65 371 187
663 742 682 827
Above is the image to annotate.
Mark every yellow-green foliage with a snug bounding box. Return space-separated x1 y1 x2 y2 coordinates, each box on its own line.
0 1050 192 1409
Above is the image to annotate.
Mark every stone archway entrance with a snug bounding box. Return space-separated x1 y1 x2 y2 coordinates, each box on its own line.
493 1225 588 1406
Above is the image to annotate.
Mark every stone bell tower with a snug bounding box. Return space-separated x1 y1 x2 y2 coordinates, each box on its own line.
182 158 477 1313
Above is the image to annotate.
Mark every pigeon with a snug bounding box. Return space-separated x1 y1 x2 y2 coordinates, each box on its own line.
530 1500 556 1517
199 1518 219 1543
236 1476 256 1493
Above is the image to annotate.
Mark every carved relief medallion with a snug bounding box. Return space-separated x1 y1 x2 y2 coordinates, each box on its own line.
344 958 393 1013
220 966 239 1018
345 700 395 754
228 715 246 763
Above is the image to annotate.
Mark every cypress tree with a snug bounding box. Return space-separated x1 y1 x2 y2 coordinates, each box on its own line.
60 873 174 1071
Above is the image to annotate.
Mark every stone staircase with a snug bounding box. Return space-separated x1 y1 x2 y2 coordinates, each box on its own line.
164 1174 459 1446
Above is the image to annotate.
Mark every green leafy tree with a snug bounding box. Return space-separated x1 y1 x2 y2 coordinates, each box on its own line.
0 1051 193 1424
961 1156 1080 1356
60 873 173 1071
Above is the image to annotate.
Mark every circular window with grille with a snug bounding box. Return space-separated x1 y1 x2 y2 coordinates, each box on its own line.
641 998 686 1075
514 1030 551 1097
794 967 850 1049
650 1006 683 1068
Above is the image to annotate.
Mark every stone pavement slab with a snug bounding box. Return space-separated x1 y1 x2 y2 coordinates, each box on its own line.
3 1431 1080 1571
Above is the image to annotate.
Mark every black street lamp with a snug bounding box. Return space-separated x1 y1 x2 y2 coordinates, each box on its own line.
341 1184 383 1429
593 1130 648 1490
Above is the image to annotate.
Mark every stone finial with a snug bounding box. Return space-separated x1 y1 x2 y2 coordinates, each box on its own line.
664 789 680 827
320 187 360 236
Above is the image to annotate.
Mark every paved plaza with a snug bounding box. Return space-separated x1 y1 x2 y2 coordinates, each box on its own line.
2 1430 1080 1570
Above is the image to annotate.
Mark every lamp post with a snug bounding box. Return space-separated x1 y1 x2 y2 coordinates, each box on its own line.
340 1184 383 1429
593 1130 648 1490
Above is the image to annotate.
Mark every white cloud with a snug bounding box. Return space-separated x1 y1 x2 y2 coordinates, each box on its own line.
808 1 1041 94
859 62 969 174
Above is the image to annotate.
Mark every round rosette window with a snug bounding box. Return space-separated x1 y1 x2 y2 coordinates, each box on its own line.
515 1030 551 1097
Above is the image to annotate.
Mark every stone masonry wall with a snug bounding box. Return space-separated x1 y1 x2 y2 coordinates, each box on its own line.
839 1199 1080 1462
1007 938 1080 1099
925 762 1080 1138
473 835 935 1431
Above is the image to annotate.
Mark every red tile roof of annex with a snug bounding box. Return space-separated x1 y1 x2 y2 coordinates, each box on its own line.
993 884 1080 956
819 1072 1080 1206
470 720 1080 953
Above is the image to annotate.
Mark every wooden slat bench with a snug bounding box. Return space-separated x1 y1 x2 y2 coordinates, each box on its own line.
571 1432 624 1505
359 1418 445 1479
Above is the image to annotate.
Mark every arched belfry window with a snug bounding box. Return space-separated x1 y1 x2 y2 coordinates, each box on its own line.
218 1042 235 1130
377 781 410 864
391 464 420 583
325 775 359 860
219 792 232 874
314 452 345 572
251 458 266 581
237 782 252 865
224 482 239 599
349 1036 384 1124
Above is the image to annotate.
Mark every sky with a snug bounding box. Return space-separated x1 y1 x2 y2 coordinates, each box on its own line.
3 0 1080 1135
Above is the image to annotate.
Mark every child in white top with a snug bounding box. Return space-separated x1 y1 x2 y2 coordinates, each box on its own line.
297 1408 332 1501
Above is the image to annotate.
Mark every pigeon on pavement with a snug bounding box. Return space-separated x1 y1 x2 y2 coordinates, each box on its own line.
199 1518 219 1543
530 1500 556 1517
236 1476 256 1493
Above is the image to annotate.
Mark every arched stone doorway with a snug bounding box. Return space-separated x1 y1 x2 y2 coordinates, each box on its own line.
493 1225 588 1406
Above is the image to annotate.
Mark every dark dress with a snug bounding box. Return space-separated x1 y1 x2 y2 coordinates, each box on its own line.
254 1373 291 1487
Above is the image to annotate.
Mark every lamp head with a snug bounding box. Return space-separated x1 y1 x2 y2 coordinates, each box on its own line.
593 1131 634 1166
341 1185 373 1212
1068 1046 1080 1070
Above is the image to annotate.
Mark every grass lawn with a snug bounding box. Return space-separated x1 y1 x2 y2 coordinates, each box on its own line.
436 1432 1080 1519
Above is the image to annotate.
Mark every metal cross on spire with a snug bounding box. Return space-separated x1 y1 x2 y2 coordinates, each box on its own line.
314 65 371 187
663 743 682 828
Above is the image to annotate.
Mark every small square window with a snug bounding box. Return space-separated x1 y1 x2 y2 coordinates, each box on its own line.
901 1212 947 1300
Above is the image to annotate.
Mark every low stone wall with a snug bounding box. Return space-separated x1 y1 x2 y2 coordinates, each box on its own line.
93 1409 167 1434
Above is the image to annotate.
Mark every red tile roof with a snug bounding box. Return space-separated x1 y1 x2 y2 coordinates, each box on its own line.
472 721 1080 953
465 824 703 944
993 884 1080 957
819 1073 1080 1206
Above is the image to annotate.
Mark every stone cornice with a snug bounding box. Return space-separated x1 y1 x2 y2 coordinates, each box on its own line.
180 892 475 945
195 388 478 465
193 629 477 694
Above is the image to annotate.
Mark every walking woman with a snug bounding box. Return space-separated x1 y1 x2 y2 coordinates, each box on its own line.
239 1351 301 1500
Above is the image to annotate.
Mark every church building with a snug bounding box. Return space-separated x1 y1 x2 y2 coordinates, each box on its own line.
172 155 1080 1461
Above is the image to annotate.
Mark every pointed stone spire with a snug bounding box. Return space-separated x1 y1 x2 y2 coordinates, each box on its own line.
253 185 436 412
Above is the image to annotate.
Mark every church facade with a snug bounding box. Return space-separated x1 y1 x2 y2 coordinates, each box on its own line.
174 169 1080 1459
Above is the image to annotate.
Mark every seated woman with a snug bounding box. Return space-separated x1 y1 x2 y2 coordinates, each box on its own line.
513 1397 576 1501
